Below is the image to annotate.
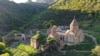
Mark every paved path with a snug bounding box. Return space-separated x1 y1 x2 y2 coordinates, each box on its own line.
75 51 91 52
84 33 97 45
60 50 91 55
83 30 99 34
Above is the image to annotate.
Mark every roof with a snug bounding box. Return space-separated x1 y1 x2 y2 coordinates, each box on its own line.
32 31 42 40
70 17 79 26
32 31 47 44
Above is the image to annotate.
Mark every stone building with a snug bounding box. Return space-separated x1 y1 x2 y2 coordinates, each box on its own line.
3 31 26 43
30 31 39 49
48 17 85 49
30 31 46 49
30 17 85 50
30 38 38 49
64 18 84 45
48 25 58 39
14 33 26 41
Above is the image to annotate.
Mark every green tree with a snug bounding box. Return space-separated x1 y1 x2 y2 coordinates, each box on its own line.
0 42 5 53
44 37 59 56
0 53 10 56
43 20 55 28
92 46 100 56
17 44 37 56
14 50 29 56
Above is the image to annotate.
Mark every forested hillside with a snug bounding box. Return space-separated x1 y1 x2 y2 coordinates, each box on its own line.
0 0 48 35
29 0 100 29
0 0 100 34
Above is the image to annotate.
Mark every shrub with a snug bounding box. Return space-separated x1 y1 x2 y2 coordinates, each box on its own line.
17 44 37 56
47 37 56 43
92 46 100 56
0 42 5 53
5 47 18 54
0 53 10 56
14 50 29 56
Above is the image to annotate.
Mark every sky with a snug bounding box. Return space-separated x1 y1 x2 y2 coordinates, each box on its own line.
10 0 37 3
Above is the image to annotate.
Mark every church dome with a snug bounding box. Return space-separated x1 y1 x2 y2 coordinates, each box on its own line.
70 17 79 26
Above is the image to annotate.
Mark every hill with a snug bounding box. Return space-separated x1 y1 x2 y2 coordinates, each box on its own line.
0 0 48 35
27 0 100 29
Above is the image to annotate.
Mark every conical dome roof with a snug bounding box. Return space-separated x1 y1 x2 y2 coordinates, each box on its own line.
70 17 79 26
51 25 57 31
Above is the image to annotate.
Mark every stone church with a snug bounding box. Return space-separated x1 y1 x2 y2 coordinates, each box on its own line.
48 17 84 47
